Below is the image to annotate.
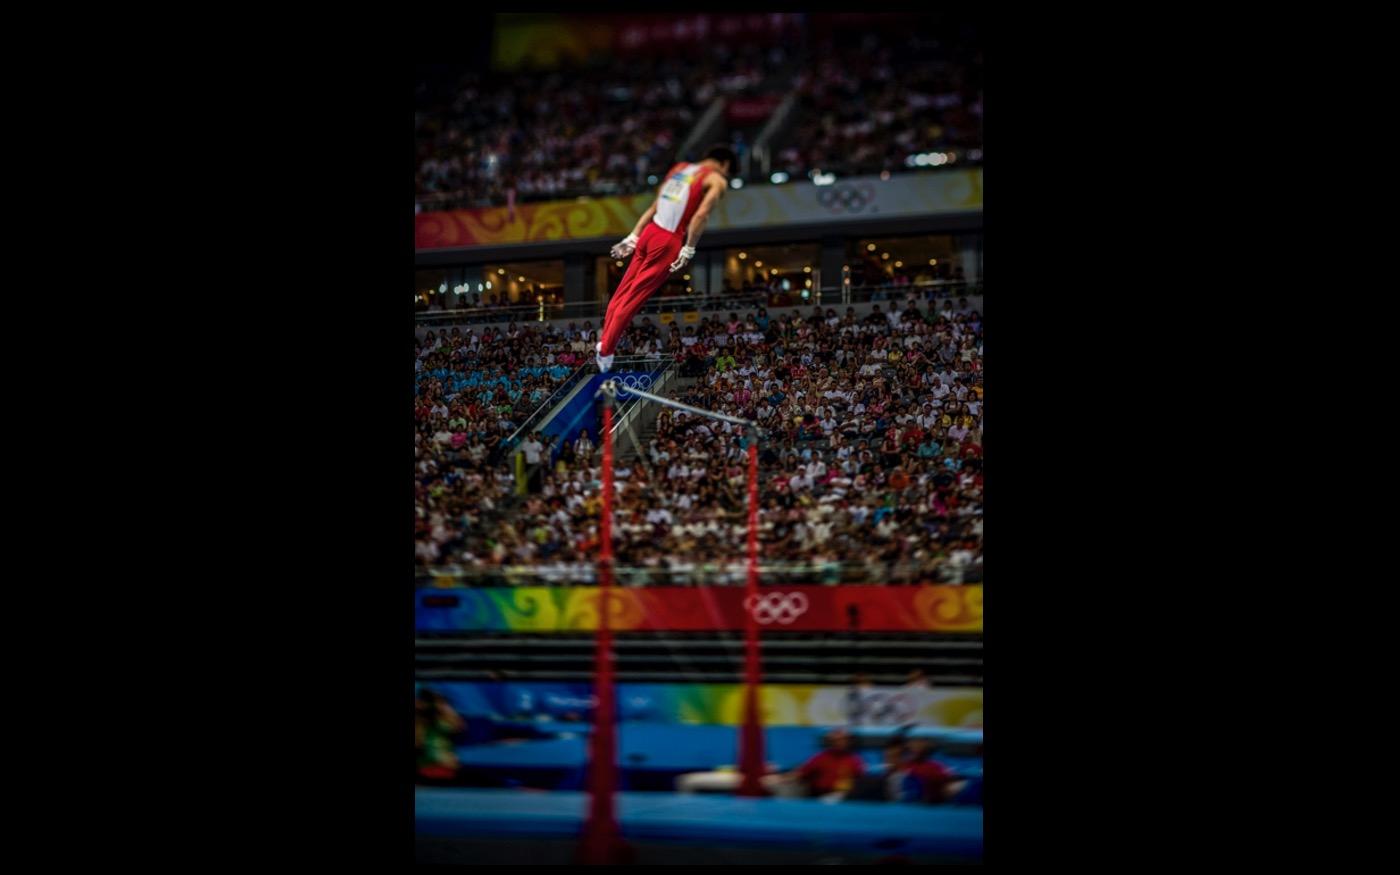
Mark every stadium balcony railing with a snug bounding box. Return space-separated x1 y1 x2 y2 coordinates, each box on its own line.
415 280 983 329
489 361 594 464
413 156 985 214
497 353 674 472
414 559 983 590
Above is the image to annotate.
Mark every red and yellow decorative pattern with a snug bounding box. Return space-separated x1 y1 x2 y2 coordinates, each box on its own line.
415 194 654 250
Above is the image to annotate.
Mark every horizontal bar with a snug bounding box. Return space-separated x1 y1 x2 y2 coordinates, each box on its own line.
416 281 983 324
598 381 758 429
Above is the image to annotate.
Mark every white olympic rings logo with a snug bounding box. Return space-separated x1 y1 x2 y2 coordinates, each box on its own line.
615 374 653 398
744 592 809 624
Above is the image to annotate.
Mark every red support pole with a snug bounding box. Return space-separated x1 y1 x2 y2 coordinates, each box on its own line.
578 397 631 865
737 434 767 797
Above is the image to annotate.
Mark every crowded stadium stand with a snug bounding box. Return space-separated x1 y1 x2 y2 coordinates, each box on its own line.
416 13 980 213
415 296 983 586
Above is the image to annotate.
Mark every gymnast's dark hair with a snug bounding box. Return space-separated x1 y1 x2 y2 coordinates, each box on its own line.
704 144 738 174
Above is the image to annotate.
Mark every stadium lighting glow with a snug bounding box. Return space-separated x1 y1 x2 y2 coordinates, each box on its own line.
805 278 812 288
803 266 812 273
813 172 836 185
738 252 747 260
519 276 526 282
616 261 624 267
683 275 690 281
770 172 789 184
867 244 877 251
881 253 890 260
929 259 937 266
895 261 903 268
730 178 744 189
498 268 505 275
485 281 492 289
754 261 763 268
477 283 483 292
771 269 778 276
439 282 447 292
909 151 951 168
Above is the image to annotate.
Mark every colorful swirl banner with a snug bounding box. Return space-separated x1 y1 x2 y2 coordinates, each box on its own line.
416 585 982 632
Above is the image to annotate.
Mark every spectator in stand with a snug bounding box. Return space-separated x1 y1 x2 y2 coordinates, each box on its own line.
906 738 960 803
415 688 465 784
517 432 545 494
848 740 924 802
787 728 866 799
575 428 596 463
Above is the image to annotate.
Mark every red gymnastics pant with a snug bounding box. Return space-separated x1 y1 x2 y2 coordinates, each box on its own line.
600 223 684 356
